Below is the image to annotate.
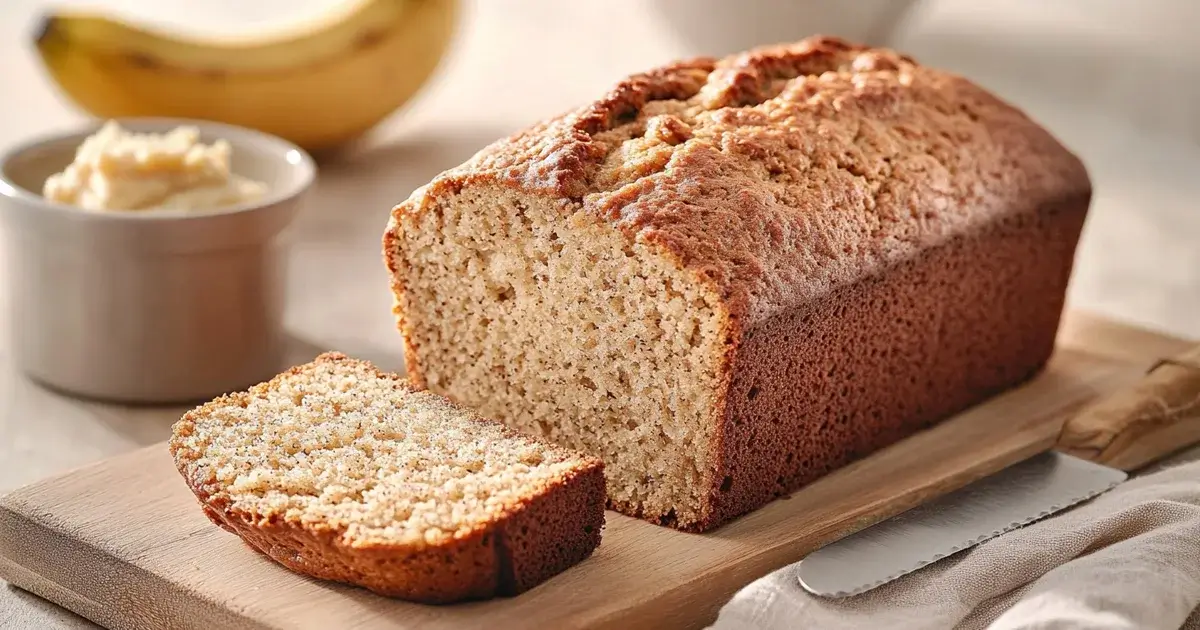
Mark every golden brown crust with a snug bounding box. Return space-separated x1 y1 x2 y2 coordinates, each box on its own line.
389 35 1090 329
697 196 1088 531
169 352 606 602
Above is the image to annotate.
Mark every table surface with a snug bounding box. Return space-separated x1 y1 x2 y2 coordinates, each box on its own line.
2 1 1200 627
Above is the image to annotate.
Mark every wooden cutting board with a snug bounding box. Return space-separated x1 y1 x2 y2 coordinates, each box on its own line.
0 312 1192 630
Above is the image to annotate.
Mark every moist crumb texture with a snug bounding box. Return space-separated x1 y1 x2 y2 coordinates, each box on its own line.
383 36 1092 532
169 352 606 603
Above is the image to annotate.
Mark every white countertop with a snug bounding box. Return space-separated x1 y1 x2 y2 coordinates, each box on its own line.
2 1 1198 627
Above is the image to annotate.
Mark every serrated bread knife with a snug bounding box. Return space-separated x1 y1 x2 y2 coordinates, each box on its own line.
798 342 1200 598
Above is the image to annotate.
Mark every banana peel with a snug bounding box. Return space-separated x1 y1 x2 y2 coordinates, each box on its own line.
34 0 459 153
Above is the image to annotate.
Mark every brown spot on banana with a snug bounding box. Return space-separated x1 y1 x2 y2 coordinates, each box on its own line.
125 52 162 69
355 29 388 50
124 51 226 79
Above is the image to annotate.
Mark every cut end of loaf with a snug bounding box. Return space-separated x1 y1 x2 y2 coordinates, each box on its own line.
386 187 730 530
169 351 606 602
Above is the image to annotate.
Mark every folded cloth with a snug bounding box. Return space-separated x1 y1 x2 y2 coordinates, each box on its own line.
709 458 1200 630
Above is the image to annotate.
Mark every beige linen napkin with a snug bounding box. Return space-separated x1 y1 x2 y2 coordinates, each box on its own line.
709 459 1200 630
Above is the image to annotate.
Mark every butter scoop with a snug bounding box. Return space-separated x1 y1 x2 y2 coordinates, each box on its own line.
43 120 268 212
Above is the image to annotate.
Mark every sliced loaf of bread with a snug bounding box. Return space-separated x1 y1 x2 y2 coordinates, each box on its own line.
169 352 606 603
382 36 1090 531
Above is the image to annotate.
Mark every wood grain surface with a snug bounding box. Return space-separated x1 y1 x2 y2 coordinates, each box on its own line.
1 316 1192 630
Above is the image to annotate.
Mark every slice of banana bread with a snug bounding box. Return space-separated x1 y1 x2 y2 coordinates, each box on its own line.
382 35 1091 532
169 352 605 603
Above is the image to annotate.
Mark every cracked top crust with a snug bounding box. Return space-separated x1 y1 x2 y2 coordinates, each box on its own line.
395 36 1091 329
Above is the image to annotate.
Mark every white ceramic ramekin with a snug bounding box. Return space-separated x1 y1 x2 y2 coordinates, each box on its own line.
0 118 316 403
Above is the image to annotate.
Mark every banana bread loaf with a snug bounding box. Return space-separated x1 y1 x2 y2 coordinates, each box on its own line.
382 36 1091 532
169 352 606 602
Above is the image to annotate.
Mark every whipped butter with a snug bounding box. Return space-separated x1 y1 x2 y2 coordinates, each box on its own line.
43 121 268 212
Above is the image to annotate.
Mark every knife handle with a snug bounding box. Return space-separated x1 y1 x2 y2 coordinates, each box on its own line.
1057 343 1200 471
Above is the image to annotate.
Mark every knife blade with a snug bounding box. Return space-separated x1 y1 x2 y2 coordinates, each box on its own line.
797 341 1200 599
796 451 1125 597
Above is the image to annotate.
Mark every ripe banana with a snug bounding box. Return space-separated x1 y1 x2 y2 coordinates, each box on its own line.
34 0 459 152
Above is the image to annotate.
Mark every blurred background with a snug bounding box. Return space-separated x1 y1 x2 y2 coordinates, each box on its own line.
2 0 1197 341
1 1 1198 626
